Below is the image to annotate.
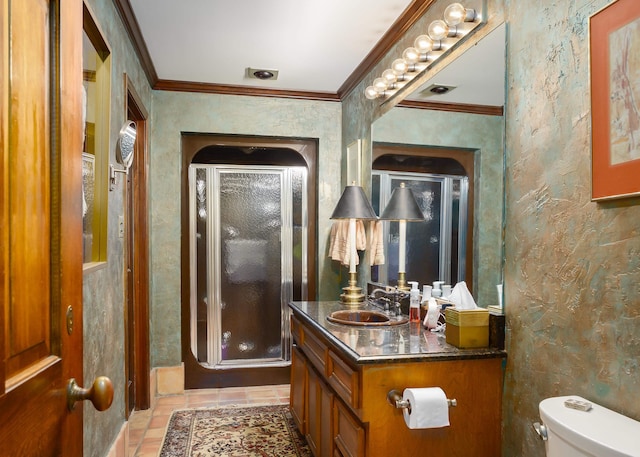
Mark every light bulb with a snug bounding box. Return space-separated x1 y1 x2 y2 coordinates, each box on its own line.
444 3 475 26
391 58 408 76
373 77 388 93
402 47 420 64
414 34 434 53
382 69 397 85
428 19 451 41
365 86 379 100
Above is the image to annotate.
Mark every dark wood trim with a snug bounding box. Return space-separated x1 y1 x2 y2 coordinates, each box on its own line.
153 79 340 101
112 0 158 85
83 1 110 57
180 133 318 389
396 100 504 116
372 143 475 294
124 74 151 411
337 0 437 99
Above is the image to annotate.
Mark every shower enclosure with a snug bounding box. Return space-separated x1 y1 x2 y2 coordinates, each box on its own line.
188 164 308 376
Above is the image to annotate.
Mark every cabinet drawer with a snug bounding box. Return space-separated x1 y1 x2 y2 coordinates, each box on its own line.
327 350 359 409
302 326 328 375
333 399 365 457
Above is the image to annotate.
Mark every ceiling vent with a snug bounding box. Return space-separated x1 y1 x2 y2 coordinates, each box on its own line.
247 68 279 81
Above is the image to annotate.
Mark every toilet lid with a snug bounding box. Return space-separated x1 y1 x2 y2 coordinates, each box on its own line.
539 396 640 456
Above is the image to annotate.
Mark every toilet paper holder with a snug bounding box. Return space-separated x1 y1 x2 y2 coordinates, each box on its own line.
387 389 457 412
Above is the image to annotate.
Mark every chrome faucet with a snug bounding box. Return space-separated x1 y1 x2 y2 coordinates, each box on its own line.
368 287 407 317
368 288 392 313
389 288 408 317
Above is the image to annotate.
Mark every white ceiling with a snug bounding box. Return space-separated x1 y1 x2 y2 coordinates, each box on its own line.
408 22 505 104
128 0 505 105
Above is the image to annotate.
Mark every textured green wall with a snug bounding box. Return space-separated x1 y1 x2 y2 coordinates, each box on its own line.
81 0 152 456
502 1 640 455
148 92 342 367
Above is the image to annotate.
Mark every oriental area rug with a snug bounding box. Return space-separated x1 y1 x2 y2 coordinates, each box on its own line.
159 404 312 457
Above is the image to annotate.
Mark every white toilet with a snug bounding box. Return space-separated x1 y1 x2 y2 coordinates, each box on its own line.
535 395 640 456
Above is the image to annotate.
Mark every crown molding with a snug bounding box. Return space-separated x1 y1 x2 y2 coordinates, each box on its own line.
153 80 340 101
397 100 504 116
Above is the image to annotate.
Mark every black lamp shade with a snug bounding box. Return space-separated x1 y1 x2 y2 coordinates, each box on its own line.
331 185 378 220
380 183 424 221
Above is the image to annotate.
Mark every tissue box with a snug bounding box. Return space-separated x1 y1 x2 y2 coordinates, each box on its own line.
445 307 489 348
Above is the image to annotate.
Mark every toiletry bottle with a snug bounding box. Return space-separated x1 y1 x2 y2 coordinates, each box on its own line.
432 281 443 298
420 285 432 322
408 281 421 323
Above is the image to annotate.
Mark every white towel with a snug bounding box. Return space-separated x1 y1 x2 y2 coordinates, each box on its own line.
329 220 366 266
368 220 385 266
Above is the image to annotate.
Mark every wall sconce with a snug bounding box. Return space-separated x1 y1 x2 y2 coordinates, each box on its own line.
331 184 378 305
364 2 482 100
380 183 424 291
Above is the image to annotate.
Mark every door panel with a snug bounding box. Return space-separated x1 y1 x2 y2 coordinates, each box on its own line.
5 0 52 380
0 0 85 454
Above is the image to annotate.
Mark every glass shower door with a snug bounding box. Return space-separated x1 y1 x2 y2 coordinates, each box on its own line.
189 165 307 369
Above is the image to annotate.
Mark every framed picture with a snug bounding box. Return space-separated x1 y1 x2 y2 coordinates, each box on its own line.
590 0 640 201
346 139 362 186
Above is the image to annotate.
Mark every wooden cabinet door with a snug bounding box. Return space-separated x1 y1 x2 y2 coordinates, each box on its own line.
0 0 85 454
307 366 321 456
307 364 335 457
333 400 365 457
291 345 307 434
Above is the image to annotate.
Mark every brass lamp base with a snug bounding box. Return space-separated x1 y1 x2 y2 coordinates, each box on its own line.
396 272 410 291
340 272 365 306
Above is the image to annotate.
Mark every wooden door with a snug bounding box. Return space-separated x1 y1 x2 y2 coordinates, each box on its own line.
0 0 91 455
124 79 150 416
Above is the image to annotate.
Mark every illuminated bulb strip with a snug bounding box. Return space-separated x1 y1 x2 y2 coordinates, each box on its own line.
364 2 480 100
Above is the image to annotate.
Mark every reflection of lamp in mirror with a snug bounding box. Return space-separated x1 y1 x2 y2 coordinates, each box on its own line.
331 184 378 305
380 183 424 291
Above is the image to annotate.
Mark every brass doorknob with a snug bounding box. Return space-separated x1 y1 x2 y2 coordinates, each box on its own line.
67 376 114 412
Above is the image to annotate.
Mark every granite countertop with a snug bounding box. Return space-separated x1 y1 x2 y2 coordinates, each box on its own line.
289 301 506 365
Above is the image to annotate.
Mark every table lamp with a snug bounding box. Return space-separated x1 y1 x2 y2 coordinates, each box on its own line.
330 184 378 305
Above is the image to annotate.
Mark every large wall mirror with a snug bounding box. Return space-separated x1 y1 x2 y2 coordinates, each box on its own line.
370 22 506 308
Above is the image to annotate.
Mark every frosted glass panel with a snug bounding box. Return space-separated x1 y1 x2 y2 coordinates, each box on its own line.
195 168 208 361
219 171 282 362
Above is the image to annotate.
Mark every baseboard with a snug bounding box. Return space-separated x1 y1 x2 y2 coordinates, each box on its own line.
155 363 185 396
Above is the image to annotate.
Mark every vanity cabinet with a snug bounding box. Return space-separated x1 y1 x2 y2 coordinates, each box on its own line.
289 303 506 457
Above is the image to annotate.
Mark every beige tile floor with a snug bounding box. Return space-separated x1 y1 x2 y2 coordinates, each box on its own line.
126 384 291 456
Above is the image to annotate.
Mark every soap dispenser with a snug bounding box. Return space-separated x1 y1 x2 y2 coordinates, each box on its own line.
408 281 421 322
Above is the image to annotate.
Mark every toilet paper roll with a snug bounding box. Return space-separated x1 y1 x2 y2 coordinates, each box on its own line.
402 387 450 429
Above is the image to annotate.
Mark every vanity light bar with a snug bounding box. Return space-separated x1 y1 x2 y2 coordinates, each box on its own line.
364 2 480 100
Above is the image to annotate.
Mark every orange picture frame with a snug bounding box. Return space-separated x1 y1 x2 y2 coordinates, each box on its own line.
590 0 640 201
